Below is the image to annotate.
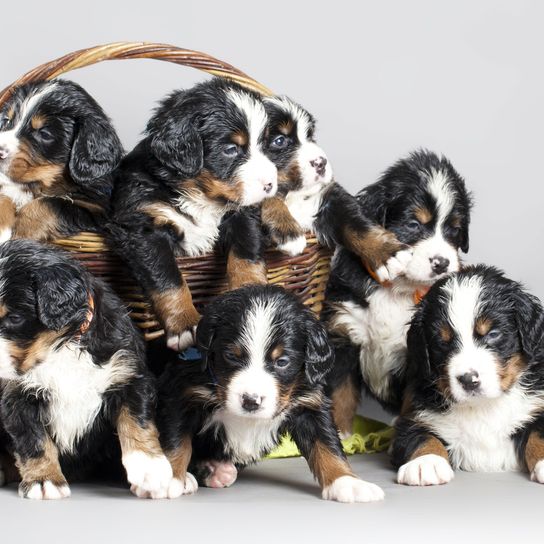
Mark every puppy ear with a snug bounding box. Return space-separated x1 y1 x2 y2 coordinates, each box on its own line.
406 305 430 378
33 265 89 331
196 310 218 370
69 115 123 188
460 226 470 254
514 287 544 362
357 185 388 226
150 116 203 177
304 314 334 386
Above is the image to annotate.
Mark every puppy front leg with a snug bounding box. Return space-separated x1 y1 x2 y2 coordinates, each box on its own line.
0 195 16 242
290 406 384 503
392 416 454 486
524 428 544 483
117 403 173 499
261 196 306 256
163 435 198 497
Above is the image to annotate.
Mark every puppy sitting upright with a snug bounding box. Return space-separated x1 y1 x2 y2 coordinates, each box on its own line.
157 285 384 503
110 79 278 352
260 96 411 283
0 240 173 499
393 266 544 486
323 150 472 434
0 79 123 242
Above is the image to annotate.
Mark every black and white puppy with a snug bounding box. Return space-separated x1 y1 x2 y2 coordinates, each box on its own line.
0 79 123 242
260 96 411 282
392 265 544 486
109 78 278 352
0 240 173 499
157 285 384 503
323 150 472 434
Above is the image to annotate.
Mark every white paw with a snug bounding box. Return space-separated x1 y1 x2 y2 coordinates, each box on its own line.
0 228 12 244
166 473 199 498
322 475 385 503
397 454 454 486
375 249 413 282
123 451 173 498
530 459 544 483
277 235 307 256
20 480 71 500
202 460 238 488
166 326 197 352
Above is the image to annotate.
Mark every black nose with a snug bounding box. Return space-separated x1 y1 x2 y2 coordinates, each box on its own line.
457 370 480 392
241 394 262 412
310 156 327 177
430 256 450 275
0 146 8 160
263 182 273 194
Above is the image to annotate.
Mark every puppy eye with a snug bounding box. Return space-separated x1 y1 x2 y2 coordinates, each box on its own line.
223 349 241 364
407 219 421 231
485 329 502 342
274 356 290 368
3 314 24 327
271 135 289 149
36 127 54 143
0 116 11 129
223 144 240 157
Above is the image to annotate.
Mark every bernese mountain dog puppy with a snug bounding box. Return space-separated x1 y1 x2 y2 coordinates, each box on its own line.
0 79 123 242
259 96 411 283
109 78 278 352
156 285 385 503
0 240 174 499
392 266 544 486
323 150 472 435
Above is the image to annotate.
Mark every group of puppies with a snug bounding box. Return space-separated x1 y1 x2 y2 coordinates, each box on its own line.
0 76 542 503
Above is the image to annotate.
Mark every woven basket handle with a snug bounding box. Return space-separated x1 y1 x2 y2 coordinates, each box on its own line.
0 41 272 108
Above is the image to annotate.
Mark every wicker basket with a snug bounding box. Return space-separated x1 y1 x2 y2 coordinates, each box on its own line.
0 42 332 341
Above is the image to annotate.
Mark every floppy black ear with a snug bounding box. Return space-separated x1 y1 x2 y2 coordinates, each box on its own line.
150 116 203 177
33 265 89 331
196 310 219 370
69 114 123 188
514 287 544 362
406 306 430 379
356 185 388 226
304 315 335 386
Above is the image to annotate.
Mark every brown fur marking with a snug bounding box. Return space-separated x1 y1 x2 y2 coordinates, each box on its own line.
30 115 46 130
226 252 267 290
331 379 360 436
186 170 244 203
475 317 493 337
8 141 65 188
231 131 248 147
141 203 185 238
270 344 284 360
410 436 449 461
499 353 527 391
414 207 433 224
150 286 201 335
278 121 294 136
117 406 164 457
261 196 304 242
440 323 453 342
166 435 193 480
16 436 66 486
12 198 62 241
308 441 353 488
525 431 544 473
0 195 16 232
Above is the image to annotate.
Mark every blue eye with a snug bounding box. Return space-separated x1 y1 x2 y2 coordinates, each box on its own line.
3 314 24 327
271 135 289 149
275 356 290 368
485 329 502 342
37 127 54 142
407 219 421 231
223 144 240 157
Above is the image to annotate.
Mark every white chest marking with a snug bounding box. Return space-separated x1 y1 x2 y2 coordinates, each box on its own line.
20 345 135 455
172 191 230 257
203 410 285 465
331 289 415 399
417 386 544 472
0 173 34 209
284 184 325 231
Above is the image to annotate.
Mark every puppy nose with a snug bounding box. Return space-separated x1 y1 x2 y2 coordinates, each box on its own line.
310 156 327 177
263 182 274 194
430 256 450 274
0 145 9 160
457 370 480 392
241 393 262 412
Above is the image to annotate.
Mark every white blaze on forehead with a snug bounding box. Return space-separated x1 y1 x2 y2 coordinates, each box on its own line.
427 167 455 228
226 89 268 149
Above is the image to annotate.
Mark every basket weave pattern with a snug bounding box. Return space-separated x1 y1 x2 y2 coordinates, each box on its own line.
2 42 332 340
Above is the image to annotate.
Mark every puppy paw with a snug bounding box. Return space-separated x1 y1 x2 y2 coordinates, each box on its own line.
397 454 454 486
124 452 173 498
375 248 413 282
167 326 197 352
277 235 307 256
0 228 12 244
19 480 71 500
166 472 199 498
322 475 384 503
201 460 238 488
530 460 544 483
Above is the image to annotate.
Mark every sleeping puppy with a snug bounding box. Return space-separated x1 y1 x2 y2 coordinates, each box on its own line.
0 79 123 242
109 78 277 352
393 266 544 486
260 96 411 283
323 150 472 435
156 285 384 503
0 240 173 499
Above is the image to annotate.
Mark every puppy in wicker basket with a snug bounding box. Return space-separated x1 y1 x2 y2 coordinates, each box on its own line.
322 150 472 436
156 285 385 503
0 239 175 499
259 95 412 283
0 79 123 243
109 78 279 352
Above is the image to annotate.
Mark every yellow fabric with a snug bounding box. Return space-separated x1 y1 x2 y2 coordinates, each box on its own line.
267 415 393 459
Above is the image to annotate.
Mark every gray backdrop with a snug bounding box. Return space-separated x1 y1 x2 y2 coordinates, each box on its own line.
4 0 542 297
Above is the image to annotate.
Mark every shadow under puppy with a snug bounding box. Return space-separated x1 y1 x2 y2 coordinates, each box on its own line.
258 95 411 283
323 150 472 435
157 285 384 502
393 265 544 486
0 79 123 242
109 78 278 353
0 240 173 499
